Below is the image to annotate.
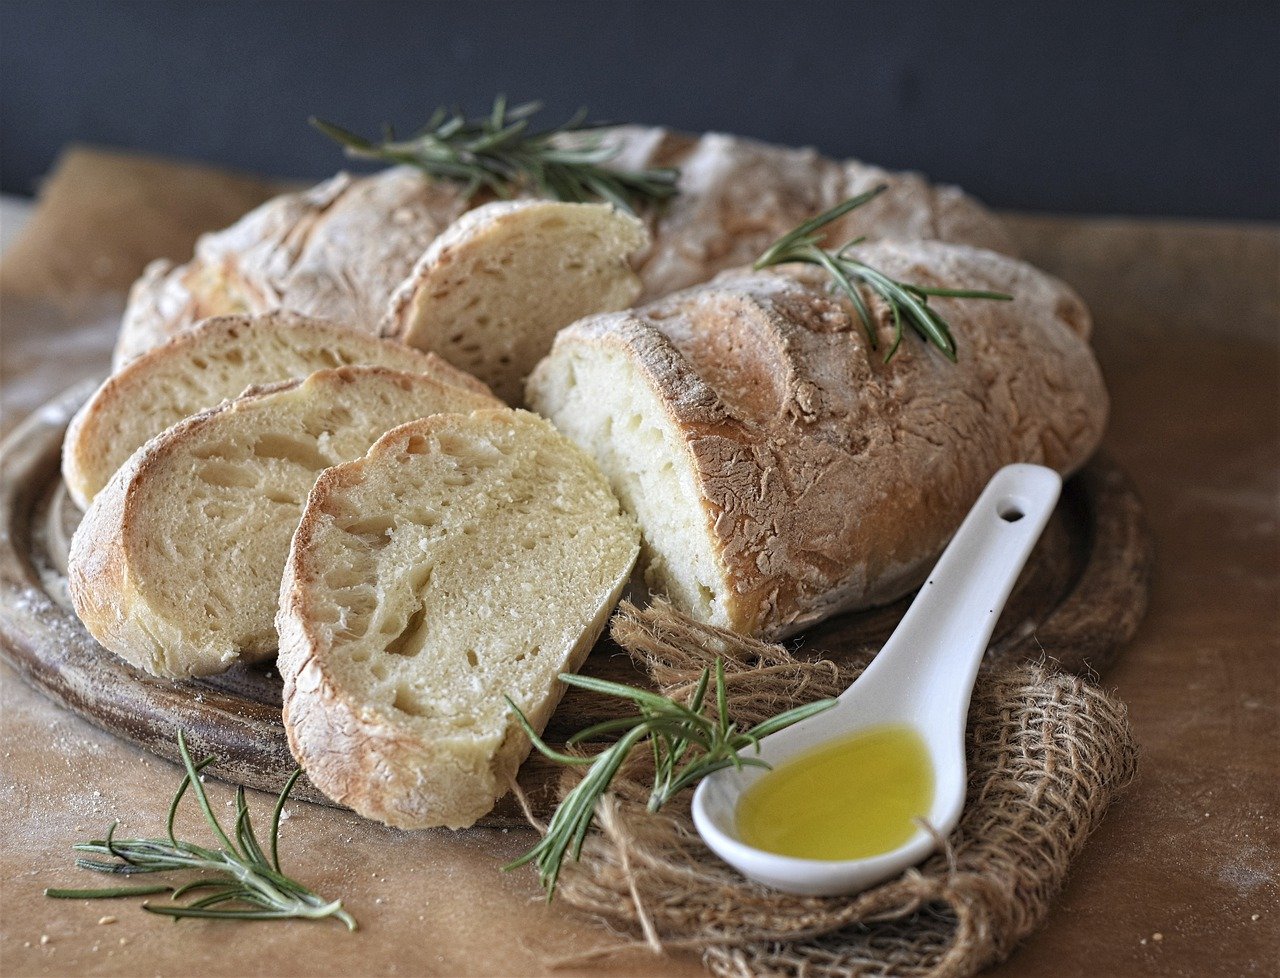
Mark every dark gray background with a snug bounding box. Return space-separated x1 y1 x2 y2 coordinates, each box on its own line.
2 0 1277 219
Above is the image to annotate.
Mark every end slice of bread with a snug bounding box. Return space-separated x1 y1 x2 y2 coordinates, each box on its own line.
383 200 648 405
67 366 500 679
527 328 735 628
277 409 639 829
63 311 492 509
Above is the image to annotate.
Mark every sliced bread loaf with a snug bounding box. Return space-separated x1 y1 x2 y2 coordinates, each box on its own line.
67 366 500 679
63 311 491 509
117 130 1014 368
115 169 471 368
383 200 648 404
527 242 1107 639
277 409 639 829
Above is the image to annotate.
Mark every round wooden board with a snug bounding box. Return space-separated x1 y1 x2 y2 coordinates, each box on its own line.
0 384 1152 826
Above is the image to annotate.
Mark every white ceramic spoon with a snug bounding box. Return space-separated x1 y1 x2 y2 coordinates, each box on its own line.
692 463 1062 896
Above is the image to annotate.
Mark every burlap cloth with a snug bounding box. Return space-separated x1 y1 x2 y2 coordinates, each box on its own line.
528 602 1137 978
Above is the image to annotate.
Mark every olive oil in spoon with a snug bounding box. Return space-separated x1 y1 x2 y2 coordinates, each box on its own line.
736 724 933 861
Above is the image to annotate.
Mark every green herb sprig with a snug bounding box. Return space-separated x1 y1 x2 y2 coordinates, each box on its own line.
45 731 355 930
311 96 679 213
504 659 836 898
754 186 1013 361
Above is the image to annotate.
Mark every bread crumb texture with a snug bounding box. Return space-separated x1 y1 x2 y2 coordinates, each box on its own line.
385 200 648 404
277 409 638 829
62 310 489 508
67 367 498 679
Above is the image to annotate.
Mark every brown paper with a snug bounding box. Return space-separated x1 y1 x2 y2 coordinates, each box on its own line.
0 145 286 301
1 147 1276 977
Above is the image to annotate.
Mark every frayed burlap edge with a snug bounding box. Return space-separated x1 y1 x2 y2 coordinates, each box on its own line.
536 601 1138 978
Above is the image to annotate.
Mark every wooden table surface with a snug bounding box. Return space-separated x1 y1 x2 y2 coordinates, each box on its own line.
0 151 1275 977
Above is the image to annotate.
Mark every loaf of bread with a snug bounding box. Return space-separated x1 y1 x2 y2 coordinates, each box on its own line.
526 242 1108 639
116 169 470 368
62 311 490 508
277 410 639 829
67 367 500 678
114 128 1014 368
382 200 648 403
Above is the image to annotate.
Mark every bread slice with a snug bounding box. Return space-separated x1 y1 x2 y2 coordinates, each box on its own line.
383 200 648 404
277 409 639 829
527 242 1107 638
67 367 500 679
63 311 491 509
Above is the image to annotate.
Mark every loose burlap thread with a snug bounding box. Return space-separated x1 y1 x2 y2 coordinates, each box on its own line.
535 602 1138 978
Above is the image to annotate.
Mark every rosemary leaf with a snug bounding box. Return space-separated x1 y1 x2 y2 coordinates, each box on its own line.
505 660 836 898
754 186 1013 361
312 97 679 213
45 731 356 930
46 885 173 900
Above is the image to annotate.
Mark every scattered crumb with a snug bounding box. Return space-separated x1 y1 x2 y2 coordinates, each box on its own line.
40 934 50 945
1252 914 1260 921
1152 932 1163 942
97 915 117 925
119 937 129 946
279 809 291 821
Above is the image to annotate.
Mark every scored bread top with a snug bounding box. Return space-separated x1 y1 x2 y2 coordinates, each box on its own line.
63 311 492 508
278 409 639 829
383 199 649 404
67 366 500 679
527 241 1107 638
594 126 1019 301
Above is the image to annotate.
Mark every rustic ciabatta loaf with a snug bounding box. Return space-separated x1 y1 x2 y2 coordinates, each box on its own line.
67 367 500 679
63 311 491 509
277 410 639 829
527 242 1107 638
116 169 470 368
383 200 648 403
115 129 1014 366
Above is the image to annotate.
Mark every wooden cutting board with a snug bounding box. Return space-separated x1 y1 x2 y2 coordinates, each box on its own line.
0 382 1152 826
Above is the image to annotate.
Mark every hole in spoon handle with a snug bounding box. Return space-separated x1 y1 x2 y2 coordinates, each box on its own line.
997 498 1024 522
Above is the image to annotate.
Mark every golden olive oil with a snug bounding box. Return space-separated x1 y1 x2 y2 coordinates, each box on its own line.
735 724 933 861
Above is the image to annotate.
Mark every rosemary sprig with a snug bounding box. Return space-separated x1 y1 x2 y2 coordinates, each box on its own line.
505 659 836 898
311 96 679 213
45 731 355 930
754 186 1013 361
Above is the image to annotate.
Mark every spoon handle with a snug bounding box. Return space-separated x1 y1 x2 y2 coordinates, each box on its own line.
847 464 1062 721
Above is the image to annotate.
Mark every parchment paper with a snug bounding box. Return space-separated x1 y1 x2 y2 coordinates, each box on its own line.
1 148 1275 978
